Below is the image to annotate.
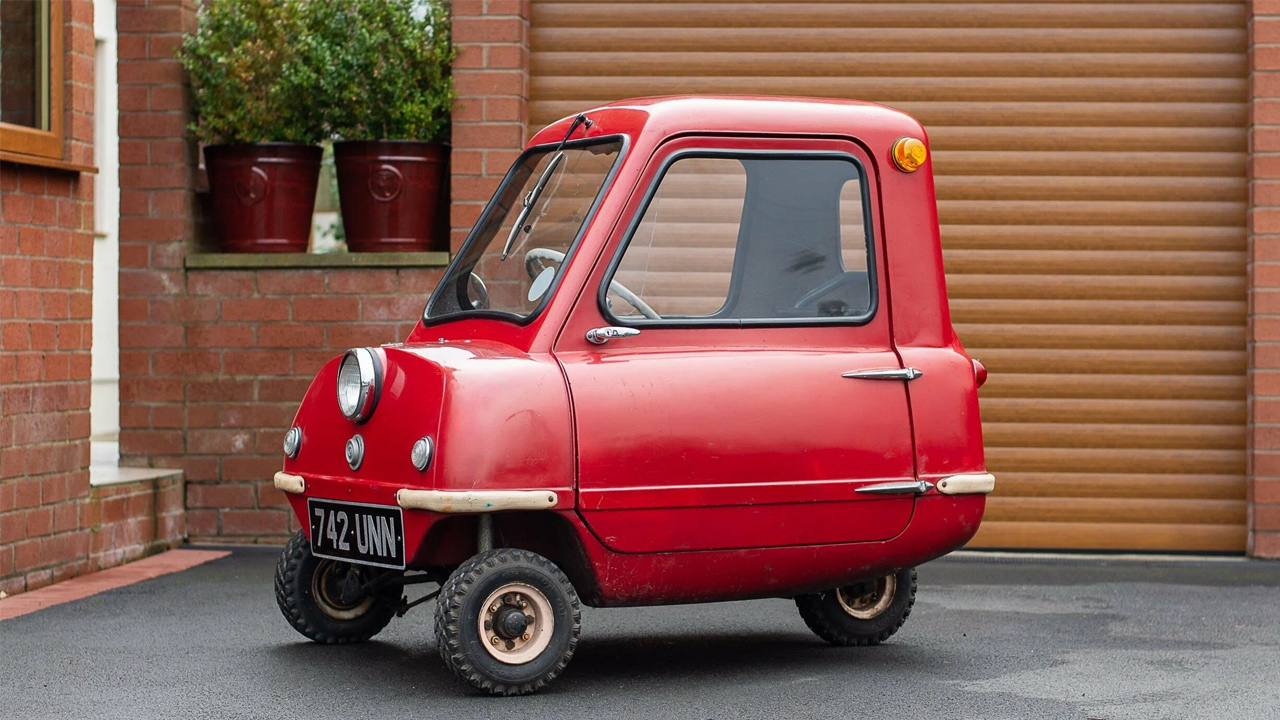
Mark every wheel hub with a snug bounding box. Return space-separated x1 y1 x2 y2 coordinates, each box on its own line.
478 582 554 665
312 560 375 621
836 575 897 620
494 605 530 639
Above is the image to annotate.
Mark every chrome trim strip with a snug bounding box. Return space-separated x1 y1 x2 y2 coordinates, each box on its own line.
273 471 305 495
842 367 923 381
936 473 996 495
855 480 934 495
396 489 559 513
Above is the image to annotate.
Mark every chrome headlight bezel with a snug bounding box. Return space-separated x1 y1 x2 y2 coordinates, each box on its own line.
282 426 302 459
336 347 382 423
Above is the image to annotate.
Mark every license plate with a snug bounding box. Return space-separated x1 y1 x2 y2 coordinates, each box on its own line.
307 498 406 570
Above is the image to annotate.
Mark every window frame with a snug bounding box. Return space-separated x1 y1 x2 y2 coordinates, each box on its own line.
597 148 880 329
0 0 64 160
422 134 630 328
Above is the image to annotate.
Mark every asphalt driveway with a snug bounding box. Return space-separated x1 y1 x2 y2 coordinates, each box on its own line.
2 548 1278 720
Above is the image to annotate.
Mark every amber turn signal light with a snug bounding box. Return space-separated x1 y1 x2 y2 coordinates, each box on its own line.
891 137 928 173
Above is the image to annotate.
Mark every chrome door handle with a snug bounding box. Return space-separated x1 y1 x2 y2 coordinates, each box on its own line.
842 367 923 381
586 326 641 345
856 480 934 495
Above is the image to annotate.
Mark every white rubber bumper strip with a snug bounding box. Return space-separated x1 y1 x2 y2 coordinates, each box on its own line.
274 471 306 495
936 473 996 495
396 489 558 513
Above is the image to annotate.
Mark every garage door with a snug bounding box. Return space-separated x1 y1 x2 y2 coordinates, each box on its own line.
528 1 1248 552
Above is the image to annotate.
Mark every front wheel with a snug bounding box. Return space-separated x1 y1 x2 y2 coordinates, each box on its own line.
434 548 581 696
795 567 917 646
274 530 403 644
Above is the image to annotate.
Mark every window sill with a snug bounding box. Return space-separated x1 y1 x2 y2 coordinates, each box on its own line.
0 151 97 174
90 465 184 488
185 251 450 270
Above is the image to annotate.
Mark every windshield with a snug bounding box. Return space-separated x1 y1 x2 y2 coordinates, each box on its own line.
426 138 625 322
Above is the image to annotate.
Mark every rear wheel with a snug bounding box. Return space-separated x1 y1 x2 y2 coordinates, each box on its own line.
274 530 403 644
434 548 581 695
795 567 917 646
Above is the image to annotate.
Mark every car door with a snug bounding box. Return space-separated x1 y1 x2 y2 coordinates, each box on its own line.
554 136 919 554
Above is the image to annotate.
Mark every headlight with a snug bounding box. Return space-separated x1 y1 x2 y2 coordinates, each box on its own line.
337 347 381 422
282 426 302 459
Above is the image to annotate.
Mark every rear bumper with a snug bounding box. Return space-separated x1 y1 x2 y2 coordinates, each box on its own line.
936 472 996 495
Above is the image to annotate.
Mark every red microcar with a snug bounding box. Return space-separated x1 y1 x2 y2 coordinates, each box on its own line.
272 96 993 695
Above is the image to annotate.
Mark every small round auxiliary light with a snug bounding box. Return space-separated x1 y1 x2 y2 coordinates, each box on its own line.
891 137 928 173
410 436 433 472
345 434 365 471
283 426 302 459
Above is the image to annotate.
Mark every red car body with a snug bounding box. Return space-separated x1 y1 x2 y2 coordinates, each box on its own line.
278 96 990 608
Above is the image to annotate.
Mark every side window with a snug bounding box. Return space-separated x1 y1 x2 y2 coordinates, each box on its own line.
605 154 873 323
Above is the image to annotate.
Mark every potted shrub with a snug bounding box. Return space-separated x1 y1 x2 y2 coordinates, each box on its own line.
310 0 455 253
179 0 326 253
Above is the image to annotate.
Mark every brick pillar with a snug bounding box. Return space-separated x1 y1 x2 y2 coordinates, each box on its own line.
449 0 532 251
115 0 197 472
1249 1 1280 558
0 0 97 594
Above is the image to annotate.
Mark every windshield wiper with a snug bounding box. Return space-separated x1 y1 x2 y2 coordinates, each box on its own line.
500 114 592 260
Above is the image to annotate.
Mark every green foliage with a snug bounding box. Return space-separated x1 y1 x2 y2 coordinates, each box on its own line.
178 0 327 145
306 0 456 142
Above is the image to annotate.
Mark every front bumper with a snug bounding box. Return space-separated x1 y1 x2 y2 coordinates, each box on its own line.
274 471 559 513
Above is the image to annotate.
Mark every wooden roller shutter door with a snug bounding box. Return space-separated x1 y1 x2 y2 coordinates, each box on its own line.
529 1 1248 552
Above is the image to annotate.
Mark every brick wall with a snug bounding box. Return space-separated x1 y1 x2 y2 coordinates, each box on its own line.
0 0 98 595
111 1 450 546
115 0 199 482
87 475 184 569
1250 1 1280 558
177 267 442 543
449 0 531 252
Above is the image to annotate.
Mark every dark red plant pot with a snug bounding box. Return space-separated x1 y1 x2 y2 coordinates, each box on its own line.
334 140 448 252
204 143 322 253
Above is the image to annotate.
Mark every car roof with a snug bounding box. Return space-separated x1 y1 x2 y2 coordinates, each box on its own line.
529 95 927 147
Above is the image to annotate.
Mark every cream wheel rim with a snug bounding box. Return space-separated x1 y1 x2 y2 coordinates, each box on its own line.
836 575 897 620
478 582 554 664
312 561 374 621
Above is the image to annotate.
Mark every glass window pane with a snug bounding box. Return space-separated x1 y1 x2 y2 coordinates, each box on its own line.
611 157 744 318
428 139 624 321
607 154 874 323
0 0 50 130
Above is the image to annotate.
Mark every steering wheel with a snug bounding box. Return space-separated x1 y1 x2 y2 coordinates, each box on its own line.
524 248 660 320
793 273 854 311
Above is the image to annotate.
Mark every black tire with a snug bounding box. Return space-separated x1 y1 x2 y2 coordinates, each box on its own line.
434 548 581 696
795 567 917 646
274 530 403 644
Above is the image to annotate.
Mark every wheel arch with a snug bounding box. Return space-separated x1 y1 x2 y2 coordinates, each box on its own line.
416 511 602 606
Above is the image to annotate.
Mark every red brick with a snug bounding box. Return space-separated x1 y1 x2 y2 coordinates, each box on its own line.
259 270 325 295
220 510 289 536
188 272 254 296
257 325 325 349
222 297 288 322
1253 531 1280 559
452 16 524 43
187 483 256 510
187 324 255 348
291 296 358 322
326 270 399 294
222 349 293 376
